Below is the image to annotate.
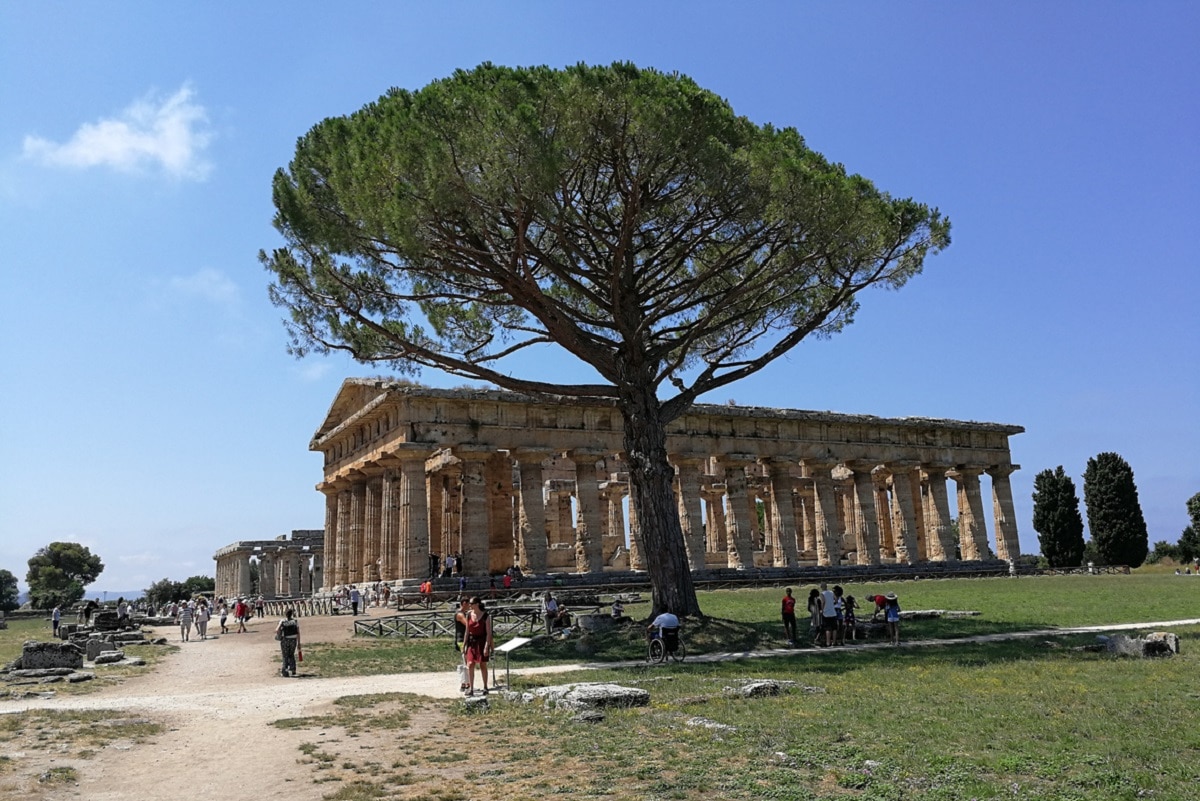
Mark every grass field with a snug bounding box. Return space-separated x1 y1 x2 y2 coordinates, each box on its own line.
266 573 1200 800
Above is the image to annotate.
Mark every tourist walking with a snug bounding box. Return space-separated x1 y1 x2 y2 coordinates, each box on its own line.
275 608 301 677
51 606 61 637
843 595 859 641
349 585 361 616
807 588 822 645
217 600 229 634
234 598 249 633
177 601 193 642
832 585 846 645
542 592 560 635
462 597 494 696
781 587 798 646
194 600 210 640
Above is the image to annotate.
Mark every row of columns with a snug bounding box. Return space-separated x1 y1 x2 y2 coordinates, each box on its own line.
319 445 1021 590
213 550 322 600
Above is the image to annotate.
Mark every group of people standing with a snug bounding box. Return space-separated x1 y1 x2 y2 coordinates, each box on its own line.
781 584 901 647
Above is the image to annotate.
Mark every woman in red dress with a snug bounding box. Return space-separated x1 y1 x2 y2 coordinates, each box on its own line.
463 596 494 696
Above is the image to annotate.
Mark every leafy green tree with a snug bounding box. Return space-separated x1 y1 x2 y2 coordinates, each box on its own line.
181 575 215 597
1032 466 1086 567
1147 540 1178 564
26 542 104 610
144 575 216 608
1176 492 1200 563
261 63 949 616
0 569 19 613
1083 453 1149 568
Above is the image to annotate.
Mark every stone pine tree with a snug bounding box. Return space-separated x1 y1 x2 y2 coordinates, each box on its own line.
261 63 950 616
26 542 104 610
1082 452 1149 568
1032 466 1086 567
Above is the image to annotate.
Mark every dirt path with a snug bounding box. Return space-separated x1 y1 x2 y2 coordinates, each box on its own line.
4 612 1198 800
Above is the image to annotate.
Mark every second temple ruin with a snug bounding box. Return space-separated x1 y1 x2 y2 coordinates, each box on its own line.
308 380 1023 592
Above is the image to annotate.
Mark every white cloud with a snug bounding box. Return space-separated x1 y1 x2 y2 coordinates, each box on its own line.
22 85 213 180
167 267 240 308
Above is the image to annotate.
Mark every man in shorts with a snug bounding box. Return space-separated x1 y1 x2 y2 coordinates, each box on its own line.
819 583 839 647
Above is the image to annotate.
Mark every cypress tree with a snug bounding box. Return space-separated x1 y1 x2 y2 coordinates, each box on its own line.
1032 466 1086 567
1082 452 1149 568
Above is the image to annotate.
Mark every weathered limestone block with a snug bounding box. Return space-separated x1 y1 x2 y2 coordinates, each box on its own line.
92 651 126 665
6 667 78 679
532 682 650 711
86 639 118 661
1101 633 1179 658
19 641 83 670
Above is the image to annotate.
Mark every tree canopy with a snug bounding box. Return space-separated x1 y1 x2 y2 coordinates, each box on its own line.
1082 452 1149 568
1032 466 1086 568
262 62 950 615
143 575 216 609
0 569 19 613
25 542 104 610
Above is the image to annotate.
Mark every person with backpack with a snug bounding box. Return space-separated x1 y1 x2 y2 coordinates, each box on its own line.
275 608 301 677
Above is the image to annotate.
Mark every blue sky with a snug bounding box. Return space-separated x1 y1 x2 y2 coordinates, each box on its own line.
2 2 1196 593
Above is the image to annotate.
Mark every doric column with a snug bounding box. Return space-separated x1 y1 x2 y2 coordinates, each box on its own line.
362 475 382 582
300 556 312 594
702 486 728 555
395 455 428 579
949 466 990 561
237 552 252 598
987 464 1022 561
886 463 921 565
259 553 277 598
671 454 708 571
378 467 400 581
486 453 516 574
762 457 799 567
846 462 882 566
513 449 549 575
600 481 628 566
457 451 490 575
335 486 351 585
426 470 444 558
347 478 367 584
319 485 339 592
874 473 895 560
722 456 756 569
803 460 842 566
909 468 928 560
796 478 817 555
922 466 957 562
627 483 645 571
288 552 302 596
311 555 323 593
570 449 606 574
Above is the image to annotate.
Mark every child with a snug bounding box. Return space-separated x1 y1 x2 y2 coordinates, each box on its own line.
843 595 858 640
884 593 901 645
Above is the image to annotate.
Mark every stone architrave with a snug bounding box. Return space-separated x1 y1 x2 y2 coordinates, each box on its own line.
513 450 550 575
987 464 1021 561
762 458 800 567
886 463 921 565
802 460 842 566
570 450 606 574
722 456 756 570
922 466 957 562
671 454 708 571
950 466 990 561
846 462 882 566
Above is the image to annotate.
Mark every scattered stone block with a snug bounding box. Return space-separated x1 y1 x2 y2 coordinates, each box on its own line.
532 682 650 711
18 641 83 670
92 651 126 665
65 672 95 683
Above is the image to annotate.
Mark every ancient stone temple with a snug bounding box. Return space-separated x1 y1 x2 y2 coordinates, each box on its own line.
311 380 1023 591
213 530 324 600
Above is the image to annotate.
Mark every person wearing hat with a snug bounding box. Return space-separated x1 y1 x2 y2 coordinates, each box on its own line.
883 592 901 645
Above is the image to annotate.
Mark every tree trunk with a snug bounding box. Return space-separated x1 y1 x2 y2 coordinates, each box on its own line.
618 384 703 618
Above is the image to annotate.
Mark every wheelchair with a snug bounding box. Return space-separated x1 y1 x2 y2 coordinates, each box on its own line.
647 626 685 663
